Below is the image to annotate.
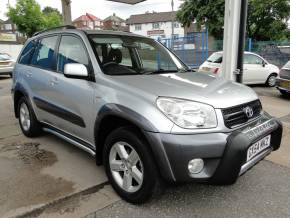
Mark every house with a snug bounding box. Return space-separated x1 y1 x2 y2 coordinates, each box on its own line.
73 13 103 30
126 11 184 39
103 13 128 31
0 19 18 33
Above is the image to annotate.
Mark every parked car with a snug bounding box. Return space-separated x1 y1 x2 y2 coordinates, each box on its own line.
0 53 15 77
12 27 283 203
199 51 279 87
276 60 290 97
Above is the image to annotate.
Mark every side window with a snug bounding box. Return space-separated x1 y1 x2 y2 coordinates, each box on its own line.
57 35 89 73
19 40 37 65
244 54 263 65
31 36 58 70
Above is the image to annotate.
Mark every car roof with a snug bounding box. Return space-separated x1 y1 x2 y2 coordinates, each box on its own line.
31 28 148 40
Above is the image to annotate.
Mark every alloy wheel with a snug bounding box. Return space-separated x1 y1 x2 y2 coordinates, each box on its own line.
109 141 144 193
19 102 31 131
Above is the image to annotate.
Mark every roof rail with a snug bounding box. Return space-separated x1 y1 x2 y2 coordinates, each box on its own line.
33 25 76 37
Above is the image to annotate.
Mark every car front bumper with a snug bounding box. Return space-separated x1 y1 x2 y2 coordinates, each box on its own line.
145 113 283 184
276 77 290 93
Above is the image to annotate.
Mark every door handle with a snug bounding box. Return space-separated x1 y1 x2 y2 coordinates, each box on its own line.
50 77 59 86
26 72 32 78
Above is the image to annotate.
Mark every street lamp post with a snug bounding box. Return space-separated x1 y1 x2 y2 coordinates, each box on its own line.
222 0 248 83
61 0 72 25
171 0 174 49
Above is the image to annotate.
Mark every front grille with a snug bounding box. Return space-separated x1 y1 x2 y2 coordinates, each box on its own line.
222 100 262 128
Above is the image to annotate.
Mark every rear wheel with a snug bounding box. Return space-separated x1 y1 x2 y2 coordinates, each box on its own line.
266 74 277 87
18 97 42 137
103 127 160 204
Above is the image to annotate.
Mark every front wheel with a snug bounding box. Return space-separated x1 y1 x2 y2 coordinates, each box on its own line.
103 127 160 204
266 74 277 87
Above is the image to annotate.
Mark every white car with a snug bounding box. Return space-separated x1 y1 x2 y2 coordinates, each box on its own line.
199 51 279 87
0 53 15 77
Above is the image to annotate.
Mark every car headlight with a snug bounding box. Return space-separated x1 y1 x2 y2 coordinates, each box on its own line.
156 97 217 129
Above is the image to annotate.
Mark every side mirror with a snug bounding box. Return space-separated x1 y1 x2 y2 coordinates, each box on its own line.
64 63 88 79
262 61 267 67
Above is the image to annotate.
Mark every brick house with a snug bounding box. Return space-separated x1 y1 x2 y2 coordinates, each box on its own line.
73 13 103 30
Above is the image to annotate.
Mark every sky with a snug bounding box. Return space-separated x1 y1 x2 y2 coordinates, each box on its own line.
0 0 183 21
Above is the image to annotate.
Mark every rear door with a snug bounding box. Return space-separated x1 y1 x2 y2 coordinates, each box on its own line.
24 35 59 121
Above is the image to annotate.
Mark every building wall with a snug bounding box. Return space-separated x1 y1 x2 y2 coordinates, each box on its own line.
129 21 184 39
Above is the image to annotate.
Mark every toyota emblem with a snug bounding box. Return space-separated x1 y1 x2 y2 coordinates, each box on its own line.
244 106 254 118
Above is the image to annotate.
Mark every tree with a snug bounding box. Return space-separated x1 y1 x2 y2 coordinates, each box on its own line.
42 7 62 29
42 6 62 17
7 0 44 37
7 0 63 37
177 0 290 41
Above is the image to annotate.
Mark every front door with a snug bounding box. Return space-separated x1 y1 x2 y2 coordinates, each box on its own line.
243 54 269 84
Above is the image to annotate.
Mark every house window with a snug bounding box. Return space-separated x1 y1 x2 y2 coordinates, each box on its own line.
174 22 180 28
135 24 142 31
4 24 12 30
152 23 160 29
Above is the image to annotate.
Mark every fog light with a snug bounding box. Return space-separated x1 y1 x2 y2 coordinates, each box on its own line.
188 159 204 174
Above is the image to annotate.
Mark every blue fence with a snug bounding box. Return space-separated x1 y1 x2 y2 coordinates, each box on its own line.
212 39 290 68
159 31 209 68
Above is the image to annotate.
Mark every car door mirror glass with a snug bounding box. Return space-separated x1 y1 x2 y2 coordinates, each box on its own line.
64 63 88 78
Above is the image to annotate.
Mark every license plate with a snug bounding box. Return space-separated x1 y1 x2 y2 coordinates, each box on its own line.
202 67 211 72
280 81 290 88
247 135 271 162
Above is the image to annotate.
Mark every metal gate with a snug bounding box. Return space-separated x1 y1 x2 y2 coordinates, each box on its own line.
159 31 209 69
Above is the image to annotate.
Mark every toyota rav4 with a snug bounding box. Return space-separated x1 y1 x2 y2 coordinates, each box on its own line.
12 26 283 203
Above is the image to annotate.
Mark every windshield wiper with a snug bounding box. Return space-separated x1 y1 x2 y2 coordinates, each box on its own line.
143 69 178 75
143 68 194 75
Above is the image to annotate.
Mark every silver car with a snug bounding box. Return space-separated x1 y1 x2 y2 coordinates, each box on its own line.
12 27 283 203
0 53 15 77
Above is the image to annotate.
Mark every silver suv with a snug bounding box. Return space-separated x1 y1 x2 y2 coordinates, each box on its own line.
12 27 283 203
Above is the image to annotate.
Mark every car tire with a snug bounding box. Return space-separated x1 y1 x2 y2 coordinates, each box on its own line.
103 126 161 204
266 74 277 87
18 97 42 137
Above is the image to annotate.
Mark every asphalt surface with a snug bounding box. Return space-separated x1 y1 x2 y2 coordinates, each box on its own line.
0 76 290 218
87 161 290 218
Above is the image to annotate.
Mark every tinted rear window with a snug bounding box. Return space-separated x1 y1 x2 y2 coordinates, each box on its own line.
207 53 223 63
31 36 58 71
19 40 37 65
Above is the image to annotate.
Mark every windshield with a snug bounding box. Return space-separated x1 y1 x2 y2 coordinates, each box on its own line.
89 34 189 75
0 53 11 61
207 53 223 63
